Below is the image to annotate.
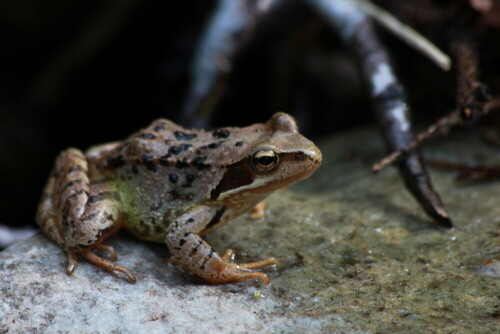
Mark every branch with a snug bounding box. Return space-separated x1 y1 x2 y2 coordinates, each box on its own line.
373 98 500 173
352 0 451 71
306 0 453 227
181 0 281 128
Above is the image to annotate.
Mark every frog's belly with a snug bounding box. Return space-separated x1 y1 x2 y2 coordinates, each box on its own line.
117 171 207 242
121 201 188 243
123 215 167 243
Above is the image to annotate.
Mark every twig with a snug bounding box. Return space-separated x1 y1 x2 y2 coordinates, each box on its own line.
352 0 451 71
307 0 452 227
373 98 500 173
427 160 500 180
453 37 490 121
181 0 281 128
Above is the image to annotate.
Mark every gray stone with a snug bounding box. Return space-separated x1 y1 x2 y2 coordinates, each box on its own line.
1 127 499 333
0 225 36 249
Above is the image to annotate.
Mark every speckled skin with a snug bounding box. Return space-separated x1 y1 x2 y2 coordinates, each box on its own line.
36 113 322 284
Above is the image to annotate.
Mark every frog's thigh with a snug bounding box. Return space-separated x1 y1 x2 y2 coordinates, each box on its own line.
66 182 120 248
166 205 277 284
37 148 90 247
37 148 133 281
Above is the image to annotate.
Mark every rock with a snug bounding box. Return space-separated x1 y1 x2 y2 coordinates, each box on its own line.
0 225 37 249
1 128 499 333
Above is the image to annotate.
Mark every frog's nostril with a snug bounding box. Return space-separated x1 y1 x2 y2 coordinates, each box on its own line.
294 151 306 160
311 148 322 166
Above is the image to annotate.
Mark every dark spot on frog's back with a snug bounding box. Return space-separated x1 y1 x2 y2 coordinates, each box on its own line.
181 174 195 188
139 133 156 140
153 124 167 132
169 144 192 155
160 154 171 166
208 141 223 149
142 154 157 172
176 159 189 168
174 131 197 141
193 156 210 170
212 129 230 139
169 173 178 183
107 155 125 168
235 141 244 147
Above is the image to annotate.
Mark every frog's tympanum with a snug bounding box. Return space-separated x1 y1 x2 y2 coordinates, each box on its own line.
37 113 322 284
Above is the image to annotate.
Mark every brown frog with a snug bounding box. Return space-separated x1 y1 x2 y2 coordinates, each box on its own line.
37 112 322 284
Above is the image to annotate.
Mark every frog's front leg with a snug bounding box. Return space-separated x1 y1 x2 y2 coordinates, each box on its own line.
166 205 279 284
250 200 267 220
37 148 135 283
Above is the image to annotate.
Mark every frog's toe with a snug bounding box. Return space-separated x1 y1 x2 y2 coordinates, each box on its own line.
221 249 279 269
221 248 235 262
95 244 118 261
234 257 279 270
216 250 279 284
216 264 273 285
66 249 79 275
250 200 267 220
77 249 136 283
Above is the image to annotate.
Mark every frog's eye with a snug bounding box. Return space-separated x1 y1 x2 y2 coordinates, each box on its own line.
250 149 279 173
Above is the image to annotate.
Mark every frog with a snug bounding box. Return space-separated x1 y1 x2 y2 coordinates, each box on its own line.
36 112 322 284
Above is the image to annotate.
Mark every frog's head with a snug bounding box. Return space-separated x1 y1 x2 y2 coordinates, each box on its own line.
212 112 322 202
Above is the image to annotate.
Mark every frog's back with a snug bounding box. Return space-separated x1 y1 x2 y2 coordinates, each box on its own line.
91 119 266 242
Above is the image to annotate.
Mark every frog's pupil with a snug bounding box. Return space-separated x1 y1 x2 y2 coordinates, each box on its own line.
258 156 274 165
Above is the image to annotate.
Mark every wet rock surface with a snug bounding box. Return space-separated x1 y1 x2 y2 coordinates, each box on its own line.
1 128 499 333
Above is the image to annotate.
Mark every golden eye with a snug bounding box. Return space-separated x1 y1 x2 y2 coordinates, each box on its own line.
251 149 279 173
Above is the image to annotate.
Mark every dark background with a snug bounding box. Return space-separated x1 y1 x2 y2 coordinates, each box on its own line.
0 0 494 228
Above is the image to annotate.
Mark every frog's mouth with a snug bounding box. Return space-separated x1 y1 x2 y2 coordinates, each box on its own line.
211 149 322 201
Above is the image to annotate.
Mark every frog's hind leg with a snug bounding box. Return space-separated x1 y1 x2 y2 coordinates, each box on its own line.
36 148 135 283
77 249 135 283
37 148 91 248
37 174 66 247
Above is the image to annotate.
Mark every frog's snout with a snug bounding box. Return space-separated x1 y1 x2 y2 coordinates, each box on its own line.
309 145 322 168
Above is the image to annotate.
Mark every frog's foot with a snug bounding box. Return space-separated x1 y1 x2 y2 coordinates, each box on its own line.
221 248 279 269
95 244 118 261
250 200 267 220
66 247 136 283
213 249 279 285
